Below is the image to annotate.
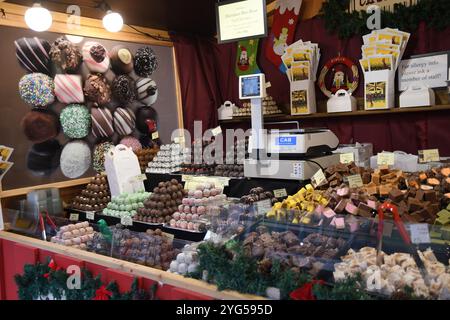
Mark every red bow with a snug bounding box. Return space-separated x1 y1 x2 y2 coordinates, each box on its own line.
290 280 325 300
43 259 62 279
93 285 112 300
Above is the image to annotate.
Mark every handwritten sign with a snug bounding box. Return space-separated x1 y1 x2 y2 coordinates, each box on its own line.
347 174 364 188
256 199 272 216
86 211 95 221
273 188 287 198
69 213 79 222
151 131 159 140
311 169 327 188
398 54 448 91
418 149 440 163
340 153 355 164
211 126 222 136
377 152 395 166
350 0 417 13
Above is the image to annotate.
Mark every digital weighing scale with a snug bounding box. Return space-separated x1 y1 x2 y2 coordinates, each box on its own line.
239 73 340 181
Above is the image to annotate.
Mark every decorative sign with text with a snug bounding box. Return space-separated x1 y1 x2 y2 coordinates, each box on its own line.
349 0 417 13
398 54 448 91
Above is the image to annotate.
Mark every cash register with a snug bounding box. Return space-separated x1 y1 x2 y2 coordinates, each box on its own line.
239 73 340 180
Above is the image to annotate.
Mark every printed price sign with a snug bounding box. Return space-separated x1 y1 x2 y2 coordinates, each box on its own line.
256 199 272 216
69 213 79 222
86 211 95 221
273 188 287 198
410 223 431 244
211 126 222 136
121 216 133 226
340 153 355 164
311 169 327 187
151 131 159 140
418 149 440 163
377 152 395 166
347 174 364 188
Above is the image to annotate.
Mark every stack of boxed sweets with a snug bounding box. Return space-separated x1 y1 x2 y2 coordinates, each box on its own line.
133 179 186 224
146 142 187 174
135 146 159 173
266 163 450 231
233 96 283 117
333 247 450 299
50 221 95 250
180 138 216 176
168 182 226 232
168 243 200 275
214 138 248 177
242 225 347 275
102 191 150 219
71 174 111 212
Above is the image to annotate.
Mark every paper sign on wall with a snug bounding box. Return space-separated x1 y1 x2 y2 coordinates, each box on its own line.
398 54 448 91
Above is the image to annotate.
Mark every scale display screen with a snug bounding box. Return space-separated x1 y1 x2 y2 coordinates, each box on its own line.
239 74 265 99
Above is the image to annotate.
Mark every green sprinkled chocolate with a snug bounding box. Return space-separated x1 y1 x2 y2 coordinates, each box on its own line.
60 104 91 139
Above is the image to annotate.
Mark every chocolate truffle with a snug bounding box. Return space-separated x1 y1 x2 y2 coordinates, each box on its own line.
119 136 142 152
135 106 158 134
60 104 91 139
91 107 114 139
109 45 133 74
136 78 158 106
93 142 114 172
50 37 82 73
82 41 110 73
113 107 135 136
134 46 158 77
14 37 51 74
54 74 84 104
27 139 61 176
112 75 135 104
84 74 111 106
19 73 55 107
21 109 59 143
60 140 91 178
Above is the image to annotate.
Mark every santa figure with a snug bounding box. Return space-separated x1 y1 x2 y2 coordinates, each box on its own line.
331 65 348 93
238 46 249 71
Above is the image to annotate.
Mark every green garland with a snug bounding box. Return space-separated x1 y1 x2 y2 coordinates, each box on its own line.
14 257 157 300
321 0 450 39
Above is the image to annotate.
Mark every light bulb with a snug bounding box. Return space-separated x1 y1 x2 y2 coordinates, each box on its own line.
103 10 123 32
25 3 52 32
65 34 84 44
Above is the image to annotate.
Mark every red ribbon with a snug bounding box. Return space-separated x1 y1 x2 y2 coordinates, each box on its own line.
93 285 112 300
290 280 325 300
43 259 62 279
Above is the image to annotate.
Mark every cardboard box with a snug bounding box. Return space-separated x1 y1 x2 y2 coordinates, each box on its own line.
364 70 395 110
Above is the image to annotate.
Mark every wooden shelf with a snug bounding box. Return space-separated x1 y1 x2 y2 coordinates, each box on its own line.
220 104 450 124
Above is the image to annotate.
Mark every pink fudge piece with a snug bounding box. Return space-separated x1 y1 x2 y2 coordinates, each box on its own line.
330 217 336 226
348 221 359 232
335 217 345 229
337 187 349 197
323 208 336 219
345 202 359 215
367 200 377 209
315 205 325 214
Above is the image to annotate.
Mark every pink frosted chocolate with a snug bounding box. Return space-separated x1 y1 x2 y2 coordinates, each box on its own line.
323 208 336 219
335 217 345 229
345 202 359 215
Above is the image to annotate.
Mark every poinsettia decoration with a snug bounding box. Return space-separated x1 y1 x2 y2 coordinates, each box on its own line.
93 285 112 300
290 280 325 300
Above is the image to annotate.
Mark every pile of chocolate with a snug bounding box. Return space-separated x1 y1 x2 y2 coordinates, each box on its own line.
111 226 179 270
50 222 95 250
240 187 278 205
134 179 187 224
72 174 111 212
214 138 248 177
243 226 346 273
135 147 159 173
180 139 216 176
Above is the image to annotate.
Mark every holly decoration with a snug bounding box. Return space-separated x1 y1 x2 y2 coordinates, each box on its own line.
321 0 450 39
15 257 156 300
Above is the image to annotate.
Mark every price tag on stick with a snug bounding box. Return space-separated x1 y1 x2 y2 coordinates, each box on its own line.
152 131 159 140
311 169 327 188
69 213 79 222
86 211 95 221
273 188 287 198
211 126 222 136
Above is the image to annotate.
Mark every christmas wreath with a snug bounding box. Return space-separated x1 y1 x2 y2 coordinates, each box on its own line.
318 55 359 98
14 258 158 300
321 0 450 39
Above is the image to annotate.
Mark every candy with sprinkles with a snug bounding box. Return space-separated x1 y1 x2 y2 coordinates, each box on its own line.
54 74 84 104
136 77 158 106
112 75 136 104
93 141 114 172
82 41 110 73
14 37 52 75
60 104 91 139
113 107 135 136
18 73 55 107
119 136 142 152
84 74 111 106
134 46 158 77
60 140 91 178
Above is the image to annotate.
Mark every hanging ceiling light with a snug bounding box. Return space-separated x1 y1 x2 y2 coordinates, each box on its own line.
24 3 53 32
102 10 123 32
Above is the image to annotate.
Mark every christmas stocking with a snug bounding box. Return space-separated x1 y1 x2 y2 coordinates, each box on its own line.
235 39 260 76
265 0 302 71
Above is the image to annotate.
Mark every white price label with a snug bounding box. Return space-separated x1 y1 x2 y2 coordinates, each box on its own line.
346 174 364 188
69 213 79 222
152 131 159 140
410 224 431 244
311 169 327 187
340 153 355 164
211 126 222 136
377 152 395 166
86 211 95 221
256 199 272 216
121 216 133 226
273 188 287 198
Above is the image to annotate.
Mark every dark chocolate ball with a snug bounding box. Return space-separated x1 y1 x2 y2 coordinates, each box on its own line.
21 109 60 143
26 139 61 177
112 75 135 104
134 46 158 77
